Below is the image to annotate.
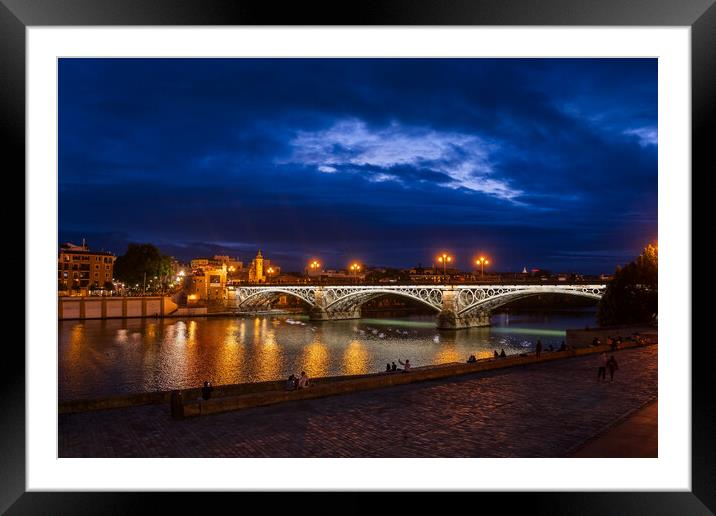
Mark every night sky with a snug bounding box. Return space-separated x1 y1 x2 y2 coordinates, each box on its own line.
59 58 657 274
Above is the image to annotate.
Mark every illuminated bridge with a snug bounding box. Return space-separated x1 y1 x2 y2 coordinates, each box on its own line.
227 284 606 329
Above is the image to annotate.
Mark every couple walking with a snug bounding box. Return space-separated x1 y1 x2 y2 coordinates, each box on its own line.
597 352 619 381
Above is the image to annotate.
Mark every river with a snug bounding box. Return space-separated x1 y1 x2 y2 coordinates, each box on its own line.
58 308 596 401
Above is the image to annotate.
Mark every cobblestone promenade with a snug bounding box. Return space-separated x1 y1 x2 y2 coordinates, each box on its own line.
59 346 657 457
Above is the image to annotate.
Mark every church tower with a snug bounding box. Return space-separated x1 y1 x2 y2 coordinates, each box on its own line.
254 250 264 283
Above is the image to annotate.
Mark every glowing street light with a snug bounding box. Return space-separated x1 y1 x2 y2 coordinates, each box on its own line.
476 256 490 279
308 260 321 283
437 253 453 280
349 263 362 282
267 266 275 283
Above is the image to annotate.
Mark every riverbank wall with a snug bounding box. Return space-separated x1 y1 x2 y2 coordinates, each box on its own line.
60 339 656 416
58 296 178 320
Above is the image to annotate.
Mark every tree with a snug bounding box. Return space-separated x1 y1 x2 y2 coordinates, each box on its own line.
113 243 173 290
597 244 657 326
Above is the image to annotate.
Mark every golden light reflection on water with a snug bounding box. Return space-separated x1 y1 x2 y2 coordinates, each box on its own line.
433 333 460 364
302 335 329 378
342 339 369 376
163 321 189 381
145 322 156 344
174 321 187 345
187 320 197 345
214 319 245 384
239 320 246 344
68 323 84 363
253 324 281 380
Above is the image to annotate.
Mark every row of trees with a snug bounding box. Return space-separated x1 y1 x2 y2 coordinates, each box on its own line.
596 244 658 326
113 243 174 292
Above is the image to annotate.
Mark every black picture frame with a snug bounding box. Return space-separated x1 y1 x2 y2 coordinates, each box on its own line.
3 0 710 512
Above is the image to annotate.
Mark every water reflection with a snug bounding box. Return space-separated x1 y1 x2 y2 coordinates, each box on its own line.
58 309 596 400
343 340 369 376
302 334 329 378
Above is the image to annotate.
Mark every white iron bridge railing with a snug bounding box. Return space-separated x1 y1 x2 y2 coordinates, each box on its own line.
232 284 605 312
455 284 605 314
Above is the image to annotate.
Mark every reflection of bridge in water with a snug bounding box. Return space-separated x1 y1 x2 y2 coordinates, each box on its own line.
228 284 605 329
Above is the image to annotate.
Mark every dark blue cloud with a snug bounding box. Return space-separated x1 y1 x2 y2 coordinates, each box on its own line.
59 58 657 273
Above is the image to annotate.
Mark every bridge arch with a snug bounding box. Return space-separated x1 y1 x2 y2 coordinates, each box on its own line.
325 288 443 314
235 287 316 309
457 286 603 317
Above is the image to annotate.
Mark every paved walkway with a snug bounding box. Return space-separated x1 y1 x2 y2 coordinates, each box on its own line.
571 400 657 457
59 345 657 457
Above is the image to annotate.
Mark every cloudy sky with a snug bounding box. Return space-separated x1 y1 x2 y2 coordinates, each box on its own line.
58 58 657 273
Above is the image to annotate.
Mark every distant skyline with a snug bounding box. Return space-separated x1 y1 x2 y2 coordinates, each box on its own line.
59 58 657 273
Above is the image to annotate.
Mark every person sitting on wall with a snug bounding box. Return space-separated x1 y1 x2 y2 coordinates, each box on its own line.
297 371 310 389
386 363 392 372
398 359 412 372
286 374 297 391
499 349 507 358
391 362 397 371
201 380 213 401
467 354 477 363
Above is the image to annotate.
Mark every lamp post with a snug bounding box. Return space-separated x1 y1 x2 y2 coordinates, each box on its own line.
349 263 361 283
476 256 490 279
437 253 452 282
267 267 274 284
309 260 321 284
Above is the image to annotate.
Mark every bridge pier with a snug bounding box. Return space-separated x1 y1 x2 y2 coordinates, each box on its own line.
309 307 362 321
308 288 361 321
436 289 491 330
436 310 491 330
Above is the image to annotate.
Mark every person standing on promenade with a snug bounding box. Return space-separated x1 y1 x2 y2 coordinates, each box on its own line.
606 355 619 382
535 340 543 359
597 352 608 381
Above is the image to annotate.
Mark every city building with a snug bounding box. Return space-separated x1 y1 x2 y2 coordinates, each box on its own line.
58 241 116 296
189 263 228 303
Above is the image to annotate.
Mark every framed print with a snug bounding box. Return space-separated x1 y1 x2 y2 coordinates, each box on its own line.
4 0 712 512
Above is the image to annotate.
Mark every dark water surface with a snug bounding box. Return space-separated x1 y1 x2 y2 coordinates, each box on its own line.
58 309 596 400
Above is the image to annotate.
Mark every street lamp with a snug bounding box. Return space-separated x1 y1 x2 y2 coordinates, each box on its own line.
309 260 321 284
437 253 452 282
267 266 275 284
349 263 361 283
476 256 490 279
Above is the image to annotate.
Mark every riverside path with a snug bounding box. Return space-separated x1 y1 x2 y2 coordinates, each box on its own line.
59 345 656 458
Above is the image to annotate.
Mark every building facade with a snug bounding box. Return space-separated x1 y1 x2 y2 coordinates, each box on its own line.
189 263 228 303
58 242 116 296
